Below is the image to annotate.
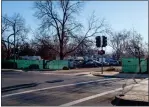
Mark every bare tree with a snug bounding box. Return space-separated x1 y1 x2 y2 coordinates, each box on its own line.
18 42 35 56
2 13 29 59
1 40 7 60
34 0 109 59
73 38 94 56
2 15 10 36
142 42 148 57
31 32 57 60
109 30 130 60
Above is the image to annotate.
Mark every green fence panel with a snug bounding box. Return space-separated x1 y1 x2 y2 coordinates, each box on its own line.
47 60 69 70
122 58 147 73
58 60 69 69
141 59 147 72
3 59 70 70
122 58 137 73
17 60 29 69
3 60 43 69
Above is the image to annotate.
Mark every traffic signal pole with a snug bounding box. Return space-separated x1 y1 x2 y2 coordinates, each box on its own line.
95 36 107 74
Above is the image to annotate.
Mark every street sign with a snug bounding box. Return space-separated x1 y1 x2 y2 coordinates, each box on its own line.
98 50 105 55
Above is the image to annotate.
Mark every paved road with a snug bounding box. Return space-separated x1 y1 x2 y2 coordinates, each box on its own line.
2 70 138 106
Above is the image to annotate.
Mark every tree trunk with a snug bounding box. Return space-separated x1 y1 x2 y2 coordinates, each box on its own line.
7 50 9 59
60 52 64 60
59 41 64 60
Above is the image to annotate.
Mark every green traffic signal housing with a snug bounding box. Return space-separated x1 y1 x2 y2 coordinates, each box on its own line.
102 36 107 47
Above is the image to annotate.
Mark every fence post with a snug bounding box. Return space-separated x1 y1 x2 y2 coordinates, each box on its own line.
43 60 45 69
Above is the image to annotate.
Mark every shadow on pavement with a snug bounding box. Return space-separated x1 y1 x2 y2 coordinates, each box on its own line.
111 96 149 106
2 83 39 93
45 79 64 83
103 73 148 79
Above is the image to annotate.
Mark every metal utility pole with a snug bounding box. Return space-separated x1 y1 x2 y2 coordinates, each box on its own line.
101 36 107 74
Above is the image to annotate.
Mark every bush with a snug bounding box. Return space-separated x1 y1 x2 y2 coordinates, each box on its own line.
63 66 69 70
28 64 39 69
2 61 17 69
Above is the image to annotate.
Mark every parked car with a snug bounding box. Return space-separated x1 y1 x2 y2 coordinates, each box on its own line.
108 60 119 66
102 61 110 66
74 59 84 68
68 59 75 69
81 61 97 68
97 60 109 66
93 60 102 66
20 56 42 60
80 60 101 68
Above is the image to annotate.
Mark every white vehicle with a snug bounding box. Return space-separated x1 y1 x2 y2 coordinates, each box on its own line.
20 56 42 60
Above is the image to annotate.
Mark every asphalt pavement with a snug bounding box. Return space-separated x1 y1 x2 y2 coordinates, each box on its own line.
1 69 143 106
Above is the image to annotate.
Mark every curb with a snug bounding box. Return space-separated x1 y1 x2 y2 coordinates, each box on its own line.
112 95 149 106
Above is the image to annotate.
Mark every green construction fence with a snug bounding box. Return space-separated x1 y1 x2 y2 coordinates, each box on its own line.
2 60 69 70
2 60 44 69
122 58 147 73
46 60 69 70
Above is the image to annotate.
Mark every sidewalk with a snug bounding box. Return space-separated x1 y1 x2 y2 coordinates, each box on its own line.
113 79 149 106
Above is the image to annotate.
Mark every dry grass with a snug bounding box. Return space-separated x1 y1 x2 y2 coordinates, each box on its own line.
105 66 122 72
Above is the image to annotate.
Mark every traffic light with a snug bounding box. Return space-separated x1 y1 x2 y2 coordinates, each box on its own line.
102 36 107 47
95 36 101 47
